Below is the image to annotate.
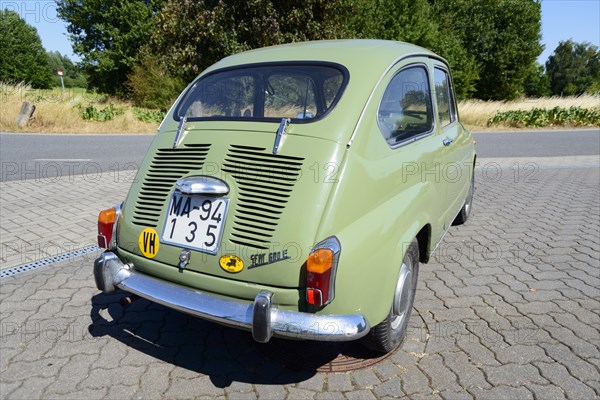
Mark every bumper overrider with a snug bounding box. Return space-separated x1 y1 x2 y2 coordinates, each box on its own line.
94 252 370 343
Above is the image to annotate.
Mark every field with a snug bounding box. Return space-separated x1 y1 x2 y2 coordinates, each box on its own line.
459 95 600 130
1 83 599 133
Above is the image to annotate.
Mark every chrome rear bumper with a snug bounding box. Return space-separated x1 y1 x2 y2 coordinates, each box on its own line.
94 252 370 343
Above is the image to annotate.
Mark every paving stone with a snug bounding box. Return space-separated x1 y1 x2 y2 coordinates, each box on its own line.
351 368 381 388
314 392 345 400
373 378 404 397
80 366 145 390
295 374 325 392
401 365 430 395
442 352 490 389
4 376 53 400
469 386 533 400
255 384 287 399
286 388 316 399
525 384 566 400
483 364 548 386
164 377 224 400
456 340 500 367
229 391 258 400
345 389 376 400
440 391 473 400
372 359 403 381
410 393 443 400
134 363 174 399
544 326 600 359
419 354 462 392
542 343 599 381
327 373 353 392
104 384 138 399
535 362 597 400
495 344 550 364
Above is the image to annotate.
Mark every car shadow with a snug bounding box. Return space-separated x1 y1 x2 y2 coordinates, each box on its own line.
88 291 383 387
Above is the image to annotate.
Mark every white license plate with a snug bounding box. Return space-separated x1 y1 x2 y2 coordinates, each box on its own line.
161 193 229 254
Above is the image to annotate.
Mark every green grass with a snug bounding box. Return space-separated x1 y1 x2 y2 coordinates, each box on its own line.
488 107 600 128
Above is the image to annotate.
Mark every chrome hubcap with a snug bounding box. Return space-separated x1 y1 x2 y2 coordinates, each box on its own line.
464 176 474 215
391 259 413 330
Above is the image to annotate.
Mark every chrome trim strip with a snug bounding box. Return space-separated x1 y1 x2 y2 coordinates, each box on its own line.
173 115 187 148
175 176 230 195
273 118 290 154
94 252 370 342
309 236 342 306
110 202 122 250
347 54 434 148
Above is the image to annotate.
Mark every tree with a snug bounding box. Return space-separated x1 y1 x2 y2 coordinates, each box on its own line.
523 63 550 97
354 0 479 99
46 51 87 88
546 40 600 96
0 10 52 88
56 0 165 95
145 0 357 84
432 0 543 100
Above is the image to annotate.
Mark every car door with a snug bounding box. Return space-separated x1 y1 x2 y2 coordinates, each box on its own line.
375 61 448 242
432 63 471 228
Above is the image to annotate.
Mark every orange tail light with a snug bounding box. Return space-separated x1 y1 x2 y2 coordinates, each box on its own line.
306 238 340 307
98 207 117 249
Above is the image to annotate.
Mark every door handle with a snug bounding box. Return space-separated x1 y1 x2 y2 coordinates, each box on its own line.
443 138 454 146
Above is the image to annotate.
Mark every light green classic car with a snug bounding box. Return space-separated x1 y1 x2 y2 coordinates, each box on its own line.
95 40 475 353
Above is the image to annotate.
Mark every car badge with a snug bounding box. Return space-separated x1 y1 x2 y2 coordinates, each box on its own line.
219 255 244 273
179 249 191 270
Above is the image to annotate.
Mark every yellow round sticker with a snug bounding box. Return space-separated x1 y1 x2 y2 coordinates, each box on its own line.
219 255 244 273
138 228 159 258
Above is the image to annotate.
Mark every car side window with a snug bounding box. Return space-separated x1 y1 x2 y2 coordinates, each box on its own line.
378 66 434 146
434 67 456 127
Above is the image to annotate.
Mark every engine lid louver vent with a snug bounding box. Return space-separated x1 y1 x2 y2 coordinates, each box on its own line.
222 144 304 250
131 144 211 227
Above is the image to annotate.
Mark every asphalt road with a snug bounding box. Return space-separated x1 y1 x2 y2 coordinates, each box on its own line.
1 129 598 182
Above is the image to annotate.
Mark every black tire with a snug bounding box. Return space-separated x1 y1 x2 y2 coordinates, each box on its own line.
361 239 420 354
453 170 474 226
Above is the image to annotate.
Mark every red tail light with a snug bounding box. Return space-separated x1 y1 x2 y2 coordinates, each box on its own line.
98 207 117 249
306 238 341 307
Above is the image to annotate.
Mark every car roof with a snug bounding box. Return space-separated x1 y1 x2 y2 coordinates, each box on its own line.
204 39 439 75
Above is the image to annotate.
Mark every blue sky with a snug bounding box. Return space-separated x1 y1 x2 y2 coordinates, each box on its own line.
2 0 599 65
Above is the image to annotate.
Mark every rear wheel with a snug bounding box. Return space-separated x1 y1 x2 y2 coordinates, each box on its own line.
453 170 474 226
361 239 419 353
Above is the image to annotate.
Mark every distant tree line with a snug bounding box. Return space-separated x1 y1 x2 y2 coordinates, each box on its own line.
0 10 85 89
2 2 598 104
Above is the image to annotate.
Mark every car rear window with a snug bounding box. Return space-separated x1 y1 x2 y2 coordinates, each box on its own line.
175 63 348 123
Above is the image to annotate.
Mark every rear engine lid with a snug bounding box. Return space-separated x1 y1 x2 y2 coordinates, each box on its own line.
118 125 344 288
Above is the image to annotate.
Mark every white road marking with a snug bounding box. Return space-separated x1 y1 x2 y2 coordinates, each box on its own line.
34 159 92 161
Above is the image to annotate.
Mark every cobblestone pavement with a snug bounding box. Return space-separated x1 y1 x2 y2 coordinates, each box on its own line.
0 170 133 269
1 158 599 399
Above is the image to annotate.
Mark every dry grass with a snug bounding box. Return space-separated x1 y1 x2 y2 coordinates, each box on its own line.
2 83 599 133
459 95 600 130
0 83 159 133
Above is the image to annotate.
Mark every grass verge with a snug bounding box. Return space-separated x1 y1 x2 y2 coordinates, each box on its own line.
459 95 600 130
1 83 161 133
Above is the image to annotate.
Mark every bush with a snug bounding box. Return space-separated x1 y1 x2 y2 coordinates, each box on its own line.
76 103 124 121
127 54 185 111
488 107 600 128
133 108 164 123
